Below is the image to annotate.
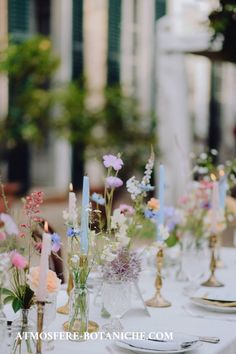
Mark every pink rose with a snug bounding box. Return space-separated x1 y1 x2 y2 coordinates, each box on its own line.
27 266 61 294
10 251 28 269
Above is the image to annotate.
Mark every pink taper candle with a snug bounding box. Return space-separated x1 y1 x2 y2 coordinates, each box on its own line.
37 221 51 301
211 181 220 234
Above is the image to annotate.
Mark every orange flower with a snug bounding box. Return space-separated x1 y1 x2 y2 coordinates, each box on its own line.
147 198 160 211
27 266 61 294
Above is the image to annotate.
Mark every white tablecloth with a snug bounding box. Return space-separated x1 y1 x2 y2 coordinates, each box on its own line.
6 247 236 354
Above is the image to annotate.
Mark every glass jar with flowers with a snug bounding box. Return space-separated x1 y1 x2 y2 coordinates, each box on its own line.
66 254 91 340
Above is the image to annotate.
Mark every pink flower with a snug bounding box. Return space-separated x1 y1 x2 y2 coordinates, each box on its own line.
0 232 6 241
119 204 134 215
105 176 123 189
24 191 44 217
10 251 28 269
103 155 124 171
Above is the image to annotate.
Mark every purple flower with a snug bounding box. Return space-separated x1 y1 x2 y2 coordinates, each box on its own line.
51 233 61 252
103 154 124 171
144 209 159 220
102 248 141 282
105 176 123 189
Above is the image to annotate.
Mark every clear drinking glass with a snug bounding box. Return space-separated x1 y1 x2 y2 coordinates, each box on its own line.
102 280 131 333
182 238 208 295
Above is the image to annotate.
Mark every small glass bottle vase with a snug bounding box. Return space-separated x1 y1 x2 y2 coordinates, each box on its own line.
11 309 36 354
68 281 89 340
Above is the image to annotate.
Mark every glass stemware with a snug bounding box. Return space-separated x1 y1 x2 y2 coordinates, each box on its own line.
102 280 131 333
181 237 209 296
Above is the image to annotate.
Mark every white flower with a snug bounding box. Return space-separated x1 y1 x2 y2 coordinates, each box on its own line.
126 176 142 200
71 254 79 265
111 209 127 230
101 246 117 262
0 213 18 235
158 224 170 241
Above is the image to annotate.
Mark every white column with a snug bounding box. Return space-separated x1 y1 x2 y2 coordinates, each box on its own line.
156 19 192 205
83 0 108 189
120 0 134 93
0 0 8 119
83 0 108 110
50 0 72 191
136 0 155 115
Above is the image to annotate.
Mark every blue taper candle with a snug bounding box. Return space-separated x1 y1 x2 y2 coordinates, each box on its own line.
157 164 165 241
80 176 90 254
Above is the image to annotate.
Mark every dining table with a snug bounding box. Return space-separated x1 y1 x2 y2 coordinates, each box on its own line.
5 247 236 354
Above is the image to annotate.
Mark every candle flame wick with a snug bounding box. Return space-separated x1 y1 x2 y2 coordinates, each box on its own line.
44 221 49 233
69 183 73 192
210 173 216 182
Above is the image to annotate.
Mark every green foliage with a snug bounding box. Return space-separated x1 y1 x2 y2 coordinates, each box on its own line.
0 36 59 146
54 81 97 145
95 86 156 172
209 1 236 62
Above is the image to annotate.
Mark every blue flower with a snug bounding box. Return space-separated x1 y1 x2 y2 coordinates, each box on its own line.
51 233 61 252
67 227 80 237
91 193 105 206
139 184 154 192
144 209 159 220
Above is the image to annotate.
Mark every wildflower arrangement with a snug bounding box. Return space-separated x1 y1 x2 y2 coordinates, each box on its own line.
0 188 61 313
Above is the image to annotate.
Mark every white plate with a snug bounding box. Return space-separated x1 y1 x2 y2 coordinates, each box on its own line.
190 298 236 314
115 339 202 354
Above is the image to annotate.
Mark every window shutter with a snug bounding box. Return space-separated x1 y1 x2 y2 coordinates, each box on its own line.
107 0 121 85
72 0 83 79
155 0 166 20
8 0 30 42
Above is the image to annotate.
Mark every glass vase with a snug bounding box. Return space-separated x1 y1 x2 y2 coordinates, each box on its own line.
68 283 89 340
11 309 36 354
102 280 131 333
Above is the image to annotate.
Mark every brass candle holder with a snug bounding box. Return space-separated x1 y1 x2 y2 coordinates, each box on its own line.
202 234 224 287
145 248 171 308
36 301 45 354
57 272 73 314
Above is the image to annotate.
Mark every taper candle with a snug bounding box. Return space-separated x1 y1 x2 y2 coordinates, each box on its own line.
68 183 77 226
219 170 227 210
80 176 90 254
37 222 51 301
211 181 220 234
157 164 165 241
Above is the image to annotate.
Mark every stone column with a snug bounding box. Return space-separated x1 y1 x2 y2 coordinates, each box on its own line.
83 0 108 189
50 0 73 191
0 0 8 119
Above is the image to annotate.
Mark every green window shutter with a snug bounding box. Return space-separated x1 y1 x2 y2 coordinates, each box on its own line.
8 0 30 42
72 0 83 79
107 0 121 85
155 0 166 20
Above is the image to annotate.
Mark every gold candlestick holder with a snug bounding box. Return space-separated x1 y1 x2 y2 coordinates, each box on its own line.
145 248 171 308
202 234 224 287
36 301 45 354
57 272 73 314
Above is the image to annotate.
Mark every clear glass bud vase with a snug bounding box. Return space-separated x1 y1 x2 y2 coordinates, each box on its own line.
11 309 36 354
68 282 89 341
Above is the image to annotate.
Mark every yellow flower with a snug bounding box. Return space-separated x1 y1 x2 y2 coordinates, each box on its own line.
147 198 160 211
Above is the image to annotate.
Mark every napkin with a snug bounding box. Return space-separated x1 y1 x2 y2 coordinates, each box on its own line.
118 338 188 351
201 298 236 308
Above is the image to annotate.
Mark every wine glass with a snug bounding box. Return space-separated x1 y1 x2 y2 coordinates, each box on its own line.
182 238 208 296
102 280 131 333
